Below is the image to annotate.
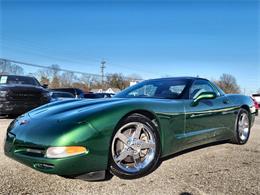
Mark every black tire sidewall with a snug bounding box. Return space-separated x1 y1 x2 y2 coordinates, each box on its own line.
235 109 251 145
109 114 161 179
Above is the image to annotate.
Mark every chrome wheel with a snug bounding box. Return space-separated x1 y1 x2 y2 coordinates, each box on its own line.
238 113 249 141
111 122 156 173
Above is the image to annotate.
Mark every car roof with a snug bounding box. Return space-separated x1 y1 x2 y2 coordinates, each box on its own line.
0 74 36 79
147 76 209 82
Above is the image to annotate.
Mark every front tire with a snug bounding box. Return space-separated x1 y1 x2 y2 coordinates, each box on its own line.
231 108 251 145
110 114 161 179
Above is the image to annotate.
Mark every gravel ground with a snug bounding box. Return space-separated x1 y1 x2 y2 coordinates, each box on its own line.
0 117 259 195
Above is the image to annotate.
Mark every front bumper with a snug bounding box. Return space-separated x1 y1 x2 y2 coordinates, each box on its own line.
4 122 109 177
4 147 90 176
0 100 48 115
4 139 105 177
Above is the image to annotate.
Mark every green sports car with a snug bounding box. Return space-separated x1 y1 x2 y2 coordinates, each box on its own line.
4 77 257 180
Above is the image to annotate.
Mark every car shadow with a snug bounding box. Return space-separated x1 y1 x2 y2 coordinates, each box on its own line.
161 140 229 162
74 140 230 182
180 192 193 195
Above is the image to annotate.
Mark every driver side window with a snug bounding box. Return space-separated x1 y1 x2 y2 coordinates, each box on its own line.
189 80 216 99
128 84 157 97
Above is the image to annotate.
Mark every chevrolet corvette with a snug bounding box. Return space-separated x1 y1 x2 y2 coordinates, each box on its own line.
4 77 257 180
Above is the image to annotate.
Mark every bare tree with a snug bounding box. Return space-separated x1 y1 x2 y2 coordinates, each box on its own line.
72 82 89 92
0 59 24 75
49 64 60 77
60 72 76 87
214 74 241 94
106 73 130 90
51 76 60 88
36 69 51 85
40 76 50 85
78 74 100 91
49 64 61 88
35 64 61 88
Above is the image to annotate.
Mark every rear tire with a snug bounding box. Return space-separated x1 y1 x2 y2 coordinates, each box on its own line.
109 114 161 179
231 108 250 145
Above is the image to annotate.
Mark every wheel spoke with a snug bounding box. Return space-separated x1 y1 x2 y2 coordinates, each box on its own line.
139 140 155 150
114 149 133 162
244 121 249 127
133 124 143 139
133 153 141 170
243 127 248 134
239 117 243 126
116 133 129 145
111 121 157 173
241 115 246 125
238 113 249 141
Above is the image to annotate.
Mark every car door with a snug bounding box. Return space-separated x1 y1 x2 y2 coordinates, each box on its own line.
183 79 230 144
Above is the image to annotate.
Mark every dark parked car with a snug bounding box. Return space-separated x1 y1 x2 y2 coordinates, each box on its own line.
84 92 114 99
51 88 84 98
50 91 75 102
0 75 51 116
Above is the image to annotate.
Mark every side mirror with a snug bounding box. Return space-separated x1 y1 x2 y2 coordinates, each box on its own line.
42 84 48 89
191 91 216 106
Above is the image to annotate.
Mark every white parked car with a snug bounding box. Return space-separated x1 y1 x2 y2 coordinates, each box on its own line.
252 94 260 106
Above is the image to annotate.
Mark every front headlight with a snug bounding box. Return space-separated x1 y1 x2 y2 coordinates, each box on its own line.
0 90 8 97
45 146 88 158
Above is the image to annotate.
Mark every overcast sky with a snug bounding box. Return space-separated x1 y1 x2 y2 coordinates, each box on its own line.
0 0 259 93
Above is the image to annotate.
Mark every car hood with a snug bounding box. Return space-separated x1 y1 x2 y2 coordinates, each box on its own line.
28 98 127 119
8 97 181 147
28 97 180 119
7 98 130 147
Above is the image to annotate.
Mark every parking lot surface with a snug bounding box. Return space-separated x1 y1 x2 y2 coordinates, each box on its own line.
0 117 259 195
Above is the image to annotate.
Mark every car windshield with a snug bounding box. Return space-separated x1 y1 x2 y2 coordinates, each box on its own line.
0 75 40 86
115 79 189 99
